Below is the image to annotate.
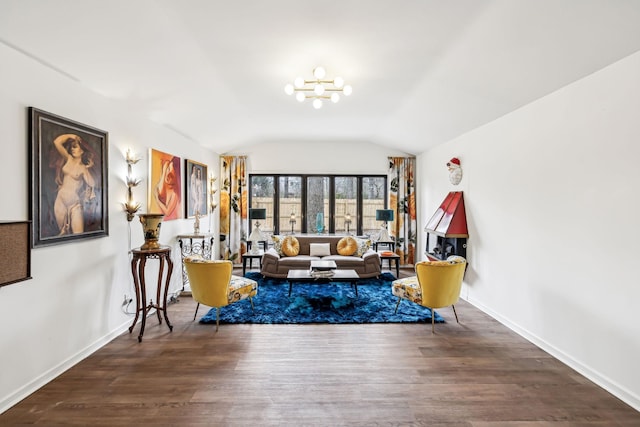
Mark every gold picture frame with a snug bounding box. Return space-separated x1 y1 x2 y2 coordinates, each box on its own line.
29 108 109 247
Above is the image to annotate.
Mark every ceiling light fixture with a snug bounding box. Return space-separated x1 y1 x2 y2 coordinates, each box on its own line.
284 66 352 109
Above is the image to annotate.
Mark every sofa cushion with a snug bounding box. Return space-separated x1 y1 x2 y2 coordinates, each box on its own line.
271 235 284 255
279 255 320 266
309 243 331 257
323 255 364 266
272 235 299 256
184 255 228 264
447 255 467 264
282 236 300 256
264 248 280 258
423 260 450 266
337 236 357 256
354 237 372 257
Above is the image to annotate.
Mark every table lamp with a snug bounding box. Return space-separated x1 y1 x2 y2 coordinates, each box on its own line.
248 208 266 253
375 209 394 242
344 212 352 234
289 211 296 234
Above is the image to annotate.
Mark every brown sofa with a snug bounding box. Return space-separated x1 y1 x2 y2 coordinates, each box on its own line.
260 235 381 279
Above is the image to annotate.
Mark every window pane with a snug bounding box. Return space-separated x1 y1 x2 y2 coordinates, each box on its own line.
306 176 329 233
250 174 386 237
279 176 301 234
335 177 357 234
362 177 385 237
250 176 274 235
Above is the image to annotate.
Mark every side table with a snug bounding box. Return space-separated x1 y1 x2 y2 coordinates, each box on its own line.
247 240 268 251
242 250 264 276
373 241 395 252
129 246 174 342
378 251 400 277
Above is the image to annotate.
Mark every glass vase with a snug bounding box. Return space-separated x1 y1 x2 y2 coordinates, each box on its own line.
316 212 324 234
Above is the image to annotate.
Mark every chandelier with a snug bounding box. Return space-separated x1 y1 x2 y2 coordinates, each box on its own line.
284 66 352 109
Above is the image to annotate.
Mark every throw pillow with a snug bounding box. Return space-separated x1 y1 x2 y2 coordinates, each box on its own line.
422 260 451 266
186 257 226 265
309 243 331 257
354 237 371 257
271 235 284 255
337 236 357 256
282 236 300 257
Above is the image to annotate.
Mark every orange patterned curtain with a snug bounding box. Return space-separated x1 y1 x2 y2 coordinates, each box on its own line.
219 156 248 263
388 157 417 266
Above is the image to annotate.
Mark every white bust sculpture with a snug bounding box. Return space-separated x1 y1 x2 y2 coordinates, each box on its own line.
447 157 463 185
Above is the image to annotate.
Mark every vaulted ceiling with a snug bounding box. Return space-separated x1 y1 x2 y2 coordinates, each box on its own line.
2 0 640 155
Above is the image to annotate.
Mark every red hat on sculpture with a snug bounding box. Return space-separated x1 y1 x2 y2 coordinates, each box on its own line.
447 157 461 167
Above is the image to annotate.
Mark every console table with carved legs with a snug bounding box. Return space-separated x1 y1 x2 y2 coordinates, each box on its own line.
177 234 214 291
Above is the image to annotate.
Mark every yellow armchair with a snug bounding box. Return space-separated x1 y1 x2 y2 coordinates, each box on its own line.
392 256 466 332
184 259 258 331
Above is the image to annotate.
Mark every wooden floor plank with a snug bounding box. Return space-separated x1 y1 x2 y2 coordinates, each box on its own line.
1 267 638 425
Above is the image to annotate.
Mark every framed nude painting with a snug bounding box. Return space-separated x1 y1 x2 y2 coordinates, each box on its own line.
185 159 208 218
148 148 182 221
29 108 109 247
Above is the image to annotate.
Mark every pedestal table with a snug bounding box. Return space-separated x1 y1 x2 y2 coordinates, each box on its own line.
129 246 174 342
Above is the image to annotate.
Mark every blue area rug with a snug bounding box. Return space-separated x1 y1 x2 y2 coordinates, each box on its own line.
199 272 444 324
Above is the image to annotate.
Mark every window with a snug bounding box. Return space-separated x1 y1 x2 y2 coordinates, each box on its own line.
249 174 387 236
362 176 385 236
279 176 301 233
306 176 329 233
250 176 275 235
335 176 357 234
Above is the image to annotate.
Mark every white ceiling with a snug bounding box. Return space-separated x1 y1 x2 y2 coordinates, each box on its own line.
1 0 640 155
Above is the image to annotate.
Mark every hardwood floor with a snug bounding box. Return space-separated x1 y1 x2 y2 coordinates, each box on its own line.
2 267 638 426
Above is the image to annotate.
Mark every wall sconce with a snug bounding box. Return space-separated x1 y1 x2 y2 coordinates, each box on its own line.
210 174 218 212
344 212 352 235
123 149 141 222
207 173 217 234
289 211 296 235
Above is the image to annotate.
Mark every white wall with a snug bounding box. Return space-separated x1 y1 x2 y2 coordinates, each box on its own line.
417 51 640 410
228 140 410 174
0 43 218 412
4 29 638 416
0 43 410 413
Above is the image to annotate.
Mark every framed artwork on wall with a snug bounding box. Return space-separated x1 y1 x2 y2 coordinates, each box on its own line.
185 159 208 219
0 221 32 286
149 148 182 221
29 107 109 247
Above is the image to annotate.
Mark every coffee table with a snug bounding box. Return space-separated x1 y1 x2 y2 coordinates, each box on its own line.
287 269 361 297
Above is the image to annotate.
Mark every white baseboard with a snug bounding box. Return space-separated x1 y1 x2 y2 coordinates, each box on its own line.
0 320 132 414
463 296 640 412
